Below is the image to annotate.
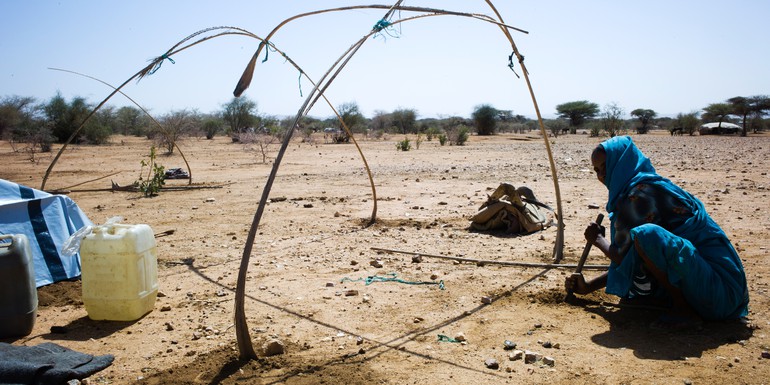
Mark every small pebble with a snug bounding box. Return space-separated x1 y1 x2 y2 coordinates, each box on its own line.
411 255 422 263
325 282 334 287
762 351 770 359
542 356 555 367
481 296 493 304
542 341 553 349
454 332 466 342
485 358 499 370
344 290 359 296
504 340 516 350
370 260 383 268
160 305 172 312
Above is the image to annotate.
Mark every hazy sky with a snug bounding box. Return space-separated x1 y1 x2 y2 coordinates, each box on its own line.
2 1 769 120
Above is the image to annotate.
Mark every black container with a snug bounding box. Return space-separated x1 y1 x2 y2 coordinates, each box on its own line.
0 234 37 338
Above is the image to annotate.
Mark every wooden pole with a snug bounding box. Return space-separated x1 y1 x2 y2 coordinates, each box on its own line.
370 247 609 270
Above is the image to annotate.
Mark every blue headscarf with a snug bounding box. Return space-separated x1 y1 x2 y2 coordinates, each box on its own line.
599 136 726 246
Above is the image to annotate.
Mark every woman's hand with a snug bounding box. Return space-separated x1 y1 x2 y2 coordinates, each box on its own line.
565 273 591 295
584 221 606 246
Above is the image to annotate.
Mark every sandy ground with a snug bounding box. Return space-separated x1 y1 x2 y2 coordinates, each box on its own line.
1 131 769 385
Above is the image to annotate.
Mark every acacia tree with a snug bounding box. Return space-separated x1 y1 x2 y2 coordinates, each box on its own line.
555 100 599 134
600 103 625 137
334 102 365 143
630 108 657 134
728 95 770 136
702 103 733 135
155 109 198 154
391 108 417 134
472 104 498 135
222 97 258 137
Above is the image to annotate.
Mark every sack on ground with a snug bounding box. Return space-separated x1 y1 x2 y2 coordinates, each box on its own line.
469 183 549 234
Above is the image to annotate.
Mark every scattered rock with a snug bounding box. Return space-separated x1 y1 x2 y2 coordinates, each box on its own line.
504 340 517 350
344 290 359 297
350 260 359 266
485 358 499 370
542 356 555 367
524 350 541 364
165 322 174 331
185 350 196 357
356 336 364 345
160 305 172 312
542 341 553 349
762 351 770 359
508 350 524 361
325 282 335 287
370 260 383 268
481 296 493 304
411 255 422 263
454 332 466 342
215 289 227 297
430 273 439 280
588 203 600 209
204 198 216 203
157 291 167 298
303 203 313 208
263 339 285 356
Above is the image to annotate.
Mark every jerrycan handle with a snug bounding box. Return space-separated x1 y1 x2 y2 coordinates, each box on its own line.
0 234 14 247
61 216 124 258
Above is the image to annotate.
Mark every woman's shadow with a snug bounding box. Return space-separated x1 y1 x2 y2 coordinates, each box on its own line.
577 298 753 360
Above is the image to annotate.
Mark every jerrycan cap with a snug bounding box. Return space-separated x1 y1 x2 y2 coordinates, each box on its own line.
61 216 124 258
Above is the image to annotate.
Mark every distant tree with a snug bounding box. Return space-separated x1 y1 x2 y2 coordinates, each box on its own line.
544 119 568 137
222 97 258 137
1 96 32 138
702 103 733 135
370 110 391 135
115 106 144 136
334 102 365 143
600 103 625 137
472 104 498 135
728 95 770 136
673 112 701 136
155 109 198 154
391 108 417 134
202 117 222 140
42 93 92 143
555 100 599 133
84 106 115 145
630 108 657 134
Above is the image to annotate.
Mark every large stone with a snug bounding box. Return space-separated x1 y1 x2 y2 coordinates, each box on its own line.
263 339 285 356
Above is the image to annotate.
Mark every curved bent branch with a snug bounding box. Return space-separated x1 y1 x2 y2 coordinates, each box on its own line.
47 67 194 186
481 0 565 262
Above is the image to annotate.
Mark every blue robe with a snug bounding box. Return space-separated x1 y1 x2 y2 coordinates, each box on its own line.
600 136 748 320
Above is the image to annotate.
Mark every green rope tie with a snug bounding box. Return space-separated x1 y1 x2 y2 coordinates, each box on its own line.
373 19 391 32
260 41 270 63
507 52 520 78
437 334 460 343
148 54 175 75
297 71 303 97
341 273 445 290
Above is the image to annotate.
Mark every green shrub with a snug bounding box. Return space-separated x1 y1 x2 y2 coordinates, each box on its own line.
438 133 448 146
137 146 165 197
396 137 411 151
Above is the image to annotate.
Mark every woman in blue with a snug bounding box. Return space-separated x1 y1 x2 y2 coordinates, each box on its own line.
565 136 749 330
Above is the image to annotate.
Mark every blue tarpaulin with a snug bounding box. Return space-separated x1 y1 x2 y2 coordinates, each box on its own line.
0 178 91 287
